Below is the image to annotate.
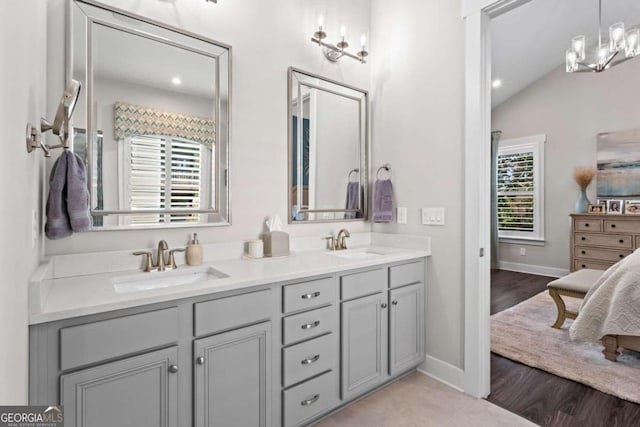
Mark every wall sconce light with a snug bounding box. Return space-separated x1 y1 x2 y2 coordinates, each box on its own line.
310 13 368 64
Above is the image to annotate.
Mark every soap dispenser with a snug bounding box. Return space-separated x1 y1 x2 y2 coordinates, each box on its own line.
186 233 203 266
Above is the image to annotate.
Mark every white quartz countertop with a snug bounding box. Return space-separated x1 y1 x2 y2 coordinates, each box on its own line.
30 245 430 324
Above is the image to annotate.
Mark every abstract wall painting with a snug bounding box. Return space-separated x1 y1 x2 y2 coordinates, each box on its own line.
597 129 640 197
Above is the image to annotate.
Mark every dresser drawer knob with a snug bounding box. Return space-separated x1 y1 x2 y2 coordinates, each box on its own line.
620 254 625 259
611 224 616 228
301 354 320 365
301 394 320 406
301 320 320 330
620 239 624 243
581 237 586 241
585 223 590 227
582 264 586 268
581 250 586 255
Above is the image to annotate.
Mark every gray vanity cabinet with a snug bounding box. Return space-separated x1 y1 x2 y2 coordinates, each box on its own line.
389 282 424 376
194 321 272 427
60 346 179 427
340 292 388 400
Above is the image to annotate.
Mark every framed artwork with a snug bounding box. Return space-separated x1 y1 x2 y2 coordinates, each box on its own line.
597 129 640 197
607 199 623 214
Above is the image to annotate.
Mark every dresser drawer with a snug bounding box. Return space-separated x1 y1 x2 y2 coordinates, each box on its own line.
60 307 178 371
575 233 633 249
194 289 272 337
283 277 336 314
283 333 336 387
574 219 602 232
283 305 336 345
603 219 640 234
574 260 614 271
283 370 338 427
574 246 632 262
340 268 386 300
389 261 424 289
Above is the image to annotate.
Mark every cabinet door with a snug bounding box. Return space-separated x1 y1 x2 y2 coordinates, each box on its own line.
341 292 387 400
60 346 179 427
194 322 271 427
389 283 424 376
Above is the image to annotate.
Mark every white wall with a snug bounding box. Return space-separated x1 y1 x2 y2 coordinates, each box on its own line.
371 0 465 370
492 59 640 271
0 0 47 403
46 0 372 255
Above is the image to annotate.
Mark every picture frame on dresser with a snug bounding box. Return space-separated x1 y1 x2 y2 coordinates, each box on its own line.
588 204 606 213
625 201 640 214
607 199 623 214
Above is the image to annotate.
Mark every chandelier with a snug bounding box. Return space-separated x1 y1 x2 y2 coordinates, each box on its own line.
566 0 640 73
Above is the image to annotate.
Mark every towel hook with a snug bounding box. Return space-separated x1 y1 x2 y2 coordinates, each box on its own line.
376 164 391 180
348 168 360 182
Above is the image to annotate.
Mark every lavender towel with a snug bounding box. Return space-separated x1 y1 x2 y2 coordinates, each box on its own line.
66 152 92 232
45 152 72 240
45 151 91 240
373 179 393 223
344 182 361 219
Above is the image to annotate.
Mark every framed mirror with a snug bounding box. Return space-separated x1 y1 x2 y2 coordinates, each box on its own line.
69 0 230 229
288 68 369 223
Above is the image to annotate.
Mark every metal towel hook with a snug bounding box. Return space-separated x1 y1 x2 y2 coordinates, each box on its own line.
376 164 391 180
348 168 360 182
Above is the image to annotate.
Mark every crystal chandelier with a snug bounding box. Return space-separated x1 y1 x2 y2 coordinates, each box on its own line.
566 0 640 73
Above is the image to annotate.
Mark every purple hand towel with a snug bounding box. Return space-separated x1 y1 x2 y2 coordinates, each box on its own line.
45 152 72 240
66 152 92 232
373 179 393 223
344 181 361 219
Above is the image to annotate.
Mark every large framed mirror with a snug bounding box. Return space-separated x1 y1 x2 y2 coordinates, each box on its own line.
288 68 369 223
69 0 230 229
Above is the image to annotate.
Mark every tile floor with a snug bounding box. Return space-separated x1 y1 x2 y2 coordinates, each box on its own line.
313 372 534 427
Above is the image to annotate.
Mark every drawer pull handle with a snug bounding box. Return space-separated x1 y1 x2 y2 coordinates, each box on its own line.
611 224 616 228
301 354 320 365
168 364 179 374
620 239 624 243
582 264 586 268
302 292 320 300
585 223 590 227
620 254 625 259
581 251 586 255
381 303 388 309
196 357 206 365
301 394 320 406
392 300 398 305
581 237 586 241
301 320 320 330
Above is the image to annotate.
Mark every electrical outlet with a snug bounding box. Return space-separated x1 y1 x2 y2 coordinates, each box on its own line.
397 207 407 224
520 247 526 256
421 208 445 225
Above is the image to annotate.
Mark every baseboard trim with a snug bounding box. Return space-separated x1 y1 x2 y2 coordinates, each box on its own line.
497 261 569 278
417 355 465 392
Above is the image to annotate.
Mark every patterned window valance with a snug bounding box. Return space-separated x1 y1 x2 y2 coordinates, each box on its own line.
114 102 215 147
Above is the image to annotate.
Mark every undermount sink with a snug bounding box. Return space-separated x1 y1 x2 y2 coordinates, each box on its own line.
112 267 228 294
326 249 386 260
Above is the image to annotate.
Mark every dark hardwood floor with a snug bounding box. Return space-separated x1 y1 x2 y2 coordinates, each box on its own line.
487 269 640 427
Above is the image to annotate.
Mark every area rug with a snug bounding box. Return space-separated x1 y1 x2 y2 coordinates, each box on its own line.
491 291 640 404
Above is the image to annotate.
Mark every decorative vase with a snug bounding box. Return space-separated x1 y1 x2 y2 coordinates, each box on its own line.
575 189 590 213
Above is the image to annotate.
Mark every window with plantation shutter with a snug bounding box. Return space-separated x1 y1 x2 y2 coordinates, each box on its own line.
497 135 545 242
127 135 203 225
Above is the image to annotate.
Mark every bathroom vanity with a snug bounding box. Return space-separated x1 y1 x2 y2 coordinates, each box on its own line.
29 247 427 427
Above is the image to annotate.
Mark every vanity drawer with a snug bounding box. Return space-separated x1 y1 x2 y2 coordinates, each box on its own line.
574 219 602 232
389 261 424 288
575 233 633 249
194 289 272 337
574 246 632 262
604 220 640 234
283 370 338 427
283 305 335 345
340 268 386 300
574 260 614 271
283 333 336 387
283 277 336 314
60 307 178 371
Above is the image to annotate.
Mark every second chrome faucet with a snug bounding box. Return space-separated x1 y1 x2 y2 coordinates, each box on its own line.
134 240 186 272
323 228 351 251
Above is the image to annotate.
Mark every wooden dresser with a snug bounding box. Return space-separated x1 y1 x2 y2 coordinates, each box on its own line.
570 214 640 271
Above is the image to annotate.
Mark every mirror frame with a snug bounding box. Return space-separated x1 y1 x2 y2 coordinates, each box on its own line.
68 0 232 229
287 67 369 224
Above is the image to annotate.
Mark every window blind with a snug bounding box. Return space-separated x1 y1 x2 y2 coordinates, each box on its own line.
497 151 534 232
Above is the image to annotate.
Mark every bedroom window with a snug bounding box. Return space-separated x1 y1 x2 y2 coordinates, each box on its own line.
126 135 203 225
497 134 545 242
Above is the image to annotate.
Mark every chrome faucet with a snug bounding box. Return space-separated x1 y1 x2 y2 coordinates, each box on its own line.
336 229 351 250
133 240 185 272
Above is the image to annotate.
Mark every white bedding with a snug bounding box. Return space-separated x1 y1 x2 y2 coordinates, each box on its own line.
570 248 640 342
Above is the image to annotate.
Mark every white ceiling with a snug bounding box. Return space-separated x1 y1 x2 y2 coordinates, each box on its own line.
491 0 640 107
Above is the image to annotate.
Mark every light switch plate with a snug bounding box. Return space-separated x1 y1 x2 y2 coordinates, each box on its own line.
421 208 445 225
397 207 407 224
